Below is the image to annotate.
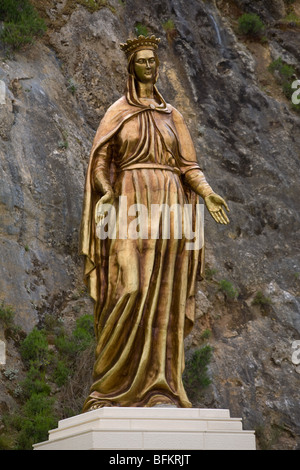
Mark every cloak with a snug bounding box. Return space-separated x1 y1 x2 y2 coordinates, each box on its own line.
79 84 204 327
79 81 211 409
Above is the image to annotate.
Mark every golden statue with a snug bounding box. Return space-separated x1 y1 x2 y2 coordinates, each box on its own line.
79 35 229 411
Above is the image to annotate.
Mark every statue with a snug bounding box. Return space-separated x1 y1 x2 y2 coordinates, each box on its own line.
79 35 229 411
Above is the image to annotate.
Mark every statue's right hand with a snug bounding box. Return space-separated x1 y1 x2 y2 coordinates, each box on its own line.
95 191 115 225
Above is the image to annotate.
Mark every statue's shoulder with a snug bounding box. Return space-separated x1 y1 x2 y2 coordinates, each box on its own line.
99 96 132 127
166 103 184 121
95 96 134 139
105 95 128 114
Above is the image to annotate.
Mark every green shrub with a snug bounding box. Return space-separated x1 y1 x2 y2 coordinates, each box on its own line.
200 329 212 340
16 413 56 450
20 364 51 398
183 346 213 401
0 432 15 450
269 57 295 81
16 393 57 450
52 360 71 387
1 314 95 449
268 57 300 113
283 12 300 25
0 0 46 50
22 392 54 416
0 303 23 342
238 13 265 37
205 266 218 280
162 19 178 42
55 314 94 358
20 327 50 367
135 23 148 37
43 313 64 336
218 279 239 300
0 301 15 328
252 291 271 306
54 332 77 357
3 385 57 450
252 291 272 314
72 314 95 350
162 19 175 31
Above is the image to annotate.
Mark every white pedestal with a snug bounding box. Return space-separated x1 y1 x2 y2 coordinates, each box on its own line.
33 407 256 450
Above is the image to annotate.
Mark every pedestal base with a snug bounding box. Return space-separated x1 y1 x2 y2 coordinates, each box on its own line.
33 407 255 450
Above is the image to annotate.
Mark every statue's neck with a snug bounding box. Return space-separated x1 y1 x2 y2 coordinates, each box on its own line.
136 81 154 99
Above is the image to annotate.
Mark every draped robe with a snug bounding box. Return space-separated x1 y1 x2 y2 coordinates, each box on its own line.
79 82 214 410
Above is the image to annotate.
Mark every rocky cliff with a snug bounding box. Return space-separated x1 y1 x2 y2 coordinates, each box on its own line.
0 0 300 449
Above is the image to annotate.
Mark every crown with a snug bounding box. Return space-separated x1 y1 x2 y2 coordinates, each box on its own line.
120 35 160 59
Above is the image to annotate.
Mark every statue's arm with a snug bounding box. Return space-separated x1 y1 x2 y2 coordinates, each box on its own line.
170 107 230 225
93 143 115 225
183 169 229 225
93 143 114 196
184 168 214 199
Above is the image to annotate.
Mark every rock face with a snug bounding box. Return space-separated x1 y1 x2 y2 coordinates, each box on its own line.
0 43 93 332
0 0 300 449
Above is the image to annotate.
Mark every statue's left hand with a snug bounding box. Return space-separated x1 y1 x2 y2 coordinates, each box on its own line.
205 193 230 225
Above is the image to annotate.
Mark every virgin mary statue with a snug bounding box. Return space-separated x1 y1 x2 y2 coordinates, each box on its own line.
79 35 229 411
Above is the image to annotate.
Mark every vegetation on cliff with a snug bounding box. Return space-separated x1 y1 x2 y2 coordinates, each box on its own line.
0 0 46 50
0 307 95 449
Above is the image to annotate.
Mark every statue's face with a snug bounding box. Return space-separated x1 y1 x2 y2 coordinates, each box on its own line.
134 50 157 84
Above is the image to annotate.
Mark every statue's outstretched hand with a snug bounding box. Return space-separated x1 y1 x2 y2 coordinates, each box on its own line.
95 191 115 226
205 193 230 225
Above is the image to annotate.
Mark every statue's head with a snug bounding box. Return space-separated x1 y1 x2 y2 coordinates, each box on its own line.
120 35 160 84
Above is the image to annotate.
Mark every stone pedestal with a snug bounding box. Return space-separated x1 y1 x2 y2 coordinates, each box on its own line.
33 407 256 450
